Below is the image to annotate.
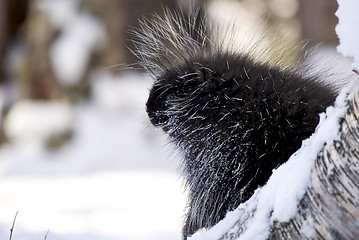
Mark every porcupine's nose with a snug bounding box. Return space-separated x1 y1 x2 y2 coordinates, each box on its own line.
145 95 156 124
145 92 169 127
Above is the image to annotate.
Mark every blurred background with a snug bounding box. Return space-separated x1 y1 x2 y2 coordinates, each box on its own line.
0 0 340 239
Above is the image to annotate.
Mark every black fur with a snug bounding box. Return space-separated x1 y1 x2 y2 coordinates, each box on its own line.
146 52 336 237
133 8 337 238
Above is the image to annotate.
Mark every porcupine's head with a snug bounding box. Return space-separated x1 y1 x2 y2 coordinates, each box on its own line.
134 9 250 139
133 9 214 134
131 7 337 238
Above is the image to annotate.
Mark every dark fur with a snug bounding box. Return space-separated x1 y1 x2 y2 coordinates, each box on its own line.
146 52 336 236
133 9 337 238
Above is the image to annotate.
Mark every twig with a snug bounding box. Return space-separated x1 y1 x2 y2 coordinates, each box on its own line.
9 211 18 240
44 229 50 240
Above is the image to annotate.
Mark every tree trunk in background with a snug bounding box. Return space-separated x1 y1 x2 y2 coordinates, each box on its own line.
0 0 29 83
0 0 62 100
20 6 63 100
0 0 29 144
0 0 7 144
297 0 339 46
0 0 7 84
82 0 174 71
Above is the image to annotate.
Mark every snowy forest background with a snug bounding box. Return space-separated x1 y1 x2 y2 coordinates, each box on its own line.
0 0 347 239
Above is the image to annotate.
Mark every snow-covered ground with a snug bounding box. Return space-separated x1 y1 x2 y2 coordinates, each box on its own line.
0 1 187 239
0 72 186 240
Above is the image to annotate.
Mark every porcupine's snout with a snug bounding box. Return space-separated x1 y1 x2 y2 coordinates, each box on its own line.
145 90 169 127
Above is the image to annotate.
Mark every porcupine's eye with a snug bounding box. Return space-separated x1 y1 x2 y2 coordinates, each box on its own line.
165 93 176 103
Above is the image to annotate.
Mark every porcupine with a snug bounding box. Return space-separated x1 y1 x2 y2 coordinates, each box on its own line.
131 7 337 239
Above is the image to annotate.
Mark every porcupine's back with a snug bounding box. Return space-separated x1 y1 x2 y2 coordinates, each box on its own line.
131 7 337 238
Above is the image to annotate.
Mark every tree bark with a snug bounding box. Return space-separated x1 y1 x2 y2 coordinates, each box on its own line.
20 7 63 100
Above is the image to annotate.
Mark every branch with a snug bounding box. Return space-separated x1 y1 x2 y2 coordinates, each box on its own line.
44 229 50 240
9 211 18 240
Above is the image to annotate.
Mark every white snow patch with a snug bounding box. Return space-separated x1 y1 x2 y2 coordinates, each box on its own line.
0 72 176 175
336 0 359 70
301 218 316 238
327 163 335 177
51 13 105 86
90 70 152 114
37 0 80 28
0 171 185 240
4 100 73 146
0 72 185 240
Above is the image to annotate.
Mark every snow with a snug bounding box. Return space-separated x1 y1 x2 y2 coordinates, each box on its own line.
336 0 359 71
50 13 105 86
300 218 315 238
0 72 186 240
39 0 93 87
326 163 335 177
37 0 80 28
0 171 184 240
4 100 73 146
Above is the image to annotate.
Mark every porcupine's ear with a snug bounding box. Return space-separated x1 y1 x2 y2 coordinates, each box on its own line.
130 5 210 79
